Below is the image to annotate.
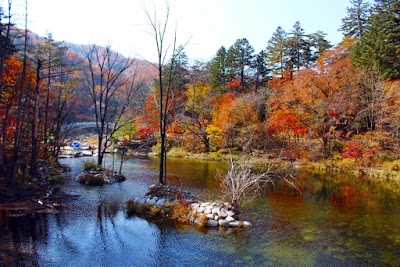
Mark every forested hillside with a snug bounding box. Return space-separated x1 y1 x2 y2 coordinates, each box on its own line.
137 0 400 163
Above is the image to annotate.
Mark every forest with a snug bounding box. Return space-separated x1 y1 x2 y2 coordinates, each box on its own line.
1 0 400 193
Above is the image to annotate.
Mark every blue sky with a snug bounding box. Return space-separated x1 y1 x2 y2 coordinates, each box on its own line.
3 0 353 62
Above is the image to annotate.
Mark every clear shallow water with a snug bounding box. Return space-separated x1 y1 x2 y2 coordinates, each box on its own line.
1 156 400 266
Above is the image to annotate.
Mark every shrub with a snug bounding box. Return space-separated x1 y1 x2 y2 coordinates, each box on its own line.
83 160 99 171
126 200 138 215
78 173 105 185
341 141 363 159
168 147 190 158
171 201 191 223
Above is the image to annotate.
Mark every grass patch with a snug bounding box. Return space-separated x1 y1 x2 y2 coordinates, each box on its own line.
167 147 191 158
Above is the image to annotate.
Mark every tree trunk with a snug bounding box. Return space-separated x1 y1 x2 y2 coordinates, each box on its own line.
30 59 42 176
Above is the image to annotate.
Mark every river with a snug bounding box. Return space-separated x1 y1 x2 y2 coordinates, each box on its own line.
1 156 400 266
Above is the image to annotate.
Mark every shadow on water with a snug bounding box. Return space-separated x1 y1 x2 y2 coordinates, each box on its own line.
1 156 400 266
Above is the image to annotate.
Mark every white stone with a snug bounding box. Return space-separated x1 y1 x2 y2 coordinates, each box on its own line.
218 219 230 227
229 221 240 228
197 207 206 213
207 220 219 227
206 214 214 219
243 221 252 227
212 207 220 214
201 202 209 207
214 215 219 221
227 210 235 217
204 207 212 214
191 203 200 210
156 198 166 206
149 184 157 189
135 197 146 205
146 198 156 205
218 209 228 218
225 216 235 222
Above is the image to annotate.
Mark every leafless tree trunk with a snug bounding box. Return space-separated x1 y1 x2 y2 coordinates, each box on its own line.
145 2 188 184
81 44 142 167
30 59 41 176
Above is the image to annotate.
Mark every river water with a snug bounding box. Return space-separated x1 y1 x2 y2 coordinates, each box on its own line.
1 156 400 266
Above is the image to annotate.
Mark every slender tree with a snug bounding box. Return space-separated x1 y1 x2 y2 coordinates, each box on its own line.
145 2 186 184
307 31 332 63
254 49 270 90
226 38 255 89
267 26 287 78
209 46 228 89
36 33 69 151
339 0 371 39
81 45 142 166
287 21 307 72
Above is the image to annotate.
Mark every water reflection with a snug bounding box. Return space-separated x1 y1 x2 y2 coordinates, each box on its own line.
0 157 400 266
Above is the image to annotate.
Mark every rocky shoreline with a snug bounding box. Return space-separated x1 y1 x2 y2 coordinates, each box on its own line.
127 184 252 229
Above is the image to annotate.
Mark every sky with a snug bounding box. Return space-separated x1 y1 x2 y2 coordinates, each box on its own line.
2 0 352 63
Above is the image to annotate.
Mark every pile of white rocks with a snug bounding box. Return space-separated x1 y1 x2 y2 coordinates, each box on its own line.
130 184 252 228
134 195 166 207
190 201 252 228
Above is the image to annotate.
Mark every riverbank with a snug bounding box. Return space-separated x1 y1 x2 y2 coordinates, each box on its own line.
0 161 71 216
158 147 400 194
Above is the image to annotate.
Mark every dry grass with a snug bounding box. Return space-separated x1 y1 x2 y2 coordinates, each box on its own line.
171 200 191 223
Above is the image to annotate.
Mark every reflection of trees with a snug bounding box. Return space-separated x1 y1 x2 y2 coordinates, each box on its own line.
0 214 49 266
95 201 124 253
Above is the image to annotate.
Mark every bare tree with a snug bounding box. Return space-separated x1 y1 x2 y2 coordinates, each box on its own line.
145 2 187 184
81 44 143 166
217 156 301 208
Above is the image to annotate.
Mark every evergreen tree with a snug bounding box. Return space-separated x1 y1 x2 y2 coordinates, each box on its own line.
226 38 255 88
266 26 287 77
287 21 307 72
352 0 400 79
209 46 228 89
254 49 270 90
339 0 371 39
163 45 190 90
308 31 332 63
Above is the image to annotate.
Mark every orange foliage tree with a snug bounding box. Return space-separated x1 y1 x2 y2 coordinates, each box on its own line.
266 39 360 158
